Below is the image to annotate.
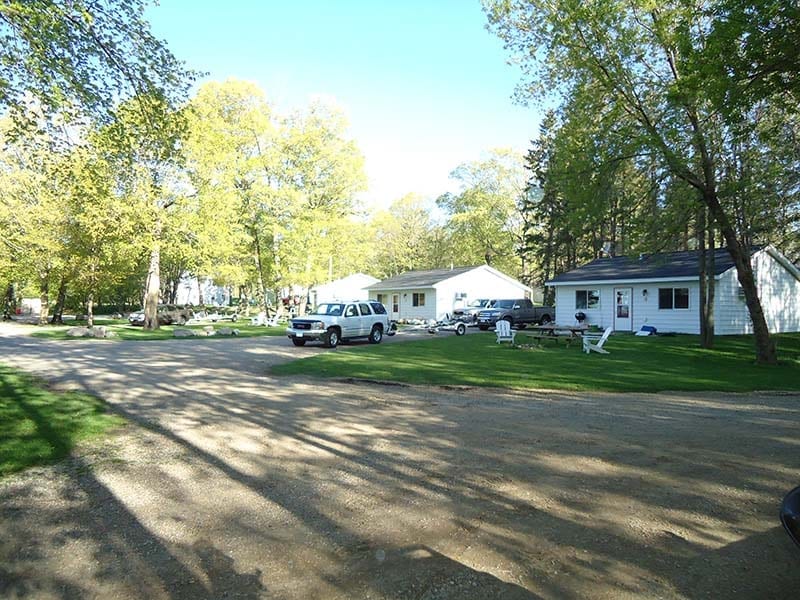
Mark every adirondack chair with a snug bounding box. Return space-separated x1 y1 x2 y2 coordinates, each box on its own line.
582 326 613 354
250 311 267 326
495 319 516 344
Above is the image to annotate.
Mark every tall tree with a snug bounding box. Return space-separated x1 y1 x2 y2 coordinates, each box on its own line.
437 149 527 277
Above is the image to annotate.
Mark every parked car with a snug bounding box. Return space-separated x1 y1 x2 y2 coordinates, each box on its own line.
476 299 554 330
286 300 392 348
453 298 495 324
128 305 193 326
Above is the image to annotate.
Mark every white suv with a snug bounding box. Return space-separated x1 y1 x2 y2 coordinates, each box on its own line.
286 301 393 348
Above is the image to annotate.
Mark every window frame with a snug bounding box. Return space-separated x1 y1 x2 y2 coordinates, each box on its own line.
658 287 690 310
412 292 426 307
575 289 600 310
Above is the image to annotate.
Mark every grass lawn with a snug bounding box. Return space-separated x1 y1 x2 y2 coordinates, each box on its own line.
270 330 800 393
0 364 125 476
28 319 286 341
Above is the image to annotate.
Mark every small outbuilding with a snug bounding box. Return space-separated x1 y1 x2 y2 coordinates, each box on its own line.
366 265 531 321
546 245 800 334
309 273 380 306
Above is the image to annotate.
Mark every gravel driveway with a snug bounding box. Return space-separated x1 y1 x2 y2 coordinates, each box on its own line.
1 322 799 599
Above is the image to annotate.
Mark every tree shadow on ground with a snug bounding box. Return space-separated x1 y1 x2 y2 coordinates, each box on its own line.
0 335 799 598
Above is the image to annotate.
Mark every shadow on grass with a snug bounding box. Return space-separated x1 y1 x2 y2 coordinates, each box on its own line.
0 365 124 476
270 332 800 392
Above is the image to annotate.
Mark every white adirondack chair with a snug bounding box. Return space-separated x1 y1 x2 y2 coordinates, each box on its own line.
582 326 613 354
250 311 267 326
495 319 516 344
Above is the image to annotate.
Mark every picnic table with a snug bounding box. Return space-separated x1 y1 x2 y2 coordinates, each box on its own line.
526 323 589 346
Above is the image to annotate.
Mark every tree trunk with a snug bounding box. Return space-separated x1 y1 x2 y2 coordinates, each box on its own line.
704 220 716 348
704 189 776 363
252 228 270 314
38 272 50 326
197 276 204 306
143 228 162 330
697 204 707 345
50 278 68 324
86 293 94 328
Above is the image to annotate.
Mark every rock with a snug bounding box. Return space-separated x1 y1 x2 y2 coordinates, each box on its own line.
173 329 195 337
218 327 239 336
66 327 92 337
201 325 216 336
92 326 108 338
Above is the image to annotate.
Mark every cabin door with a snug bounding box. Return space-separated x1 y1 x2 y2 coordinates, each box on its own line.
391 294 400 320
613 287 633 331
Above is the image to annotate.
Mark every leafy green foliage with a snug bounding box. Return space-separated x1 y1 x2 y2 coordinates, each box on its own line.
0 0 195 128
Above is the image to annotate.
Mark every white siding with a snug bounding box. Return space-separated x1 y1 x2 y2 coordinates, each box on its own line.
556 283 702 333
434 266 530 318
715 250 800 334
368 265 530 321
757 251 800 333
369 288 436 321
311 274 379 305
714 268 752 335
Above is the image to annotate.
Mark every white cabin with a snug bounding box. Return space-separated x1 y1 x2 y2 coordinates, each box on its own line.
546 246 800 334
366 265 531 322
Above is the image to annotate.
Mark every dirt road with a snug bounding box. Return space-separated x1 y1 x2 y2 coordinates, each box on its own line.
1 323 799 599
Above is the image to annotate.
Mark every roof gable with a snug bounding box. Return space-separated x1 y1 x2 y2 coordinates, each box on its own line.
547 247 741 285
367 266 481 290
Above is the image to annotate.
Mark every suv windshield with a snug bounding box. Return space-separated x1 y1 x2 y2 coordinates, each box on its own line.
309 303 344 316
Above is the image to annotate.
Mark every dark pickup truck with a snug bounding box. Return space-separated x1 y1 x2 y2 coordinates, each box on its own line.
476 298 554 330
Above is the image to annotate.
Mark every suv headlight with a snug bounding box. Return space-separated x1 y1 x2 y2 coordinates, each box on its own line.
313 321 326 329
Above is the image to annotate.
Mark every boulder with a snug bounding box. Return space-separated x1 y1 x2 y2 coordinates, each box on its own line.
218 327 240 336
173 329 195 337
91 326 108 338
66 327 92 337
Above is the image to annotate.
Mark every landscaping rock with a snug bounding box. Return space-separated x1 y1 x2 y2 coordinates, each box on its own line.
201 325 216 336
66 327 92 337
173 329 195 338
91 327 108 338
217 327 240 336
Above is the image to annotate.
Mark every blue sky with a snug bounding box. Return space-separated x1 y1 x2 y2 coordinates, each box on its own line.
147 0 540 209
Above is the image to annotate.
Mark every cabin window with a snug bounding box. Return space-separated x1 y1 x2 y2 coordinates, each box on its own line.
575 289 600 309
658 287 689 310
376 294 386 305
412 293 425 307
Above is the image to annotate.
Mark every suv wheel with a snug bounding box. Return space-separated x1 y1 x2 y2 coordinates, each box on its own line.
291 337 306 346
324 328 340 348
369 325 383 344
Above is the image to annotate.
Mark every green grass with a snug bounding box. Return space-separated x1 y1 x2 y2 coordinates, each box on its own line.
0 364 125 476
270 331 800 393
29 320 286 341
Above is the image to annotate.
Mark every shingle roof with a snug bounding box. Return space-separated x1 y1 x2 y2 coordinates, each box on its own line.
366 266 480 290
547 247 742 284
